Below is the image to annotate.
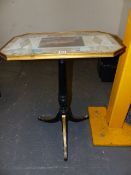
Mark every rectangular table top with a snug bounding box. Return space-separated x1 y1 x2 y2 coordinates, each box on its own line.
0 31 125 61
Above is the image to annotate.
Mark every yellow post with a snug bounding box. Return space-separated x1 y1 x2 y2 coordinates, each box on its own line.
88 10 131 146
106 10 131 127
106 43 131 128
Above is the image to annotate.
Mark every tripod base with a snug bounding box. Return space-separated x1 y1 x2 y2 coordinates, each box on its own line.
38 113 87 160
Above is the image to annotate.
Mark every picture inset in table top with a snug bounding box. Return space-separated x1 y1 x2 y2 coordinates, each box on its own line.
39 36 84 48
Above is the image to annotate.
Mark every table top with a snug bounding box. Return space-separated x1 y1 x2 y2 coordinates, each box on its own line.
0 31 125 61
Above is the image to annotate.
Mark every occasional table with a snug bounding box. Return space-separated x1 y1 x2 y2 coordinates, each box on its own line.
0 31 125 160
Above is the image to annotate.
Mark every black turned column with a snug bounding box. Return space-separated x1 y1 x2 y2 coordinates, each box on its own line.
57 59 70 118
58 59 68 114
38 59 87 122
38 59 71 123
57 59 86 122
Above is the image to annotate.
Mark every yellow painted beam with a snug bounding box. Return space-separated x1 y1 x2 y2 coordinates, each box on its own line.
88 9 131 145
106 42 131 128
123 10 131 46
89 107 131 146
106 9 131 128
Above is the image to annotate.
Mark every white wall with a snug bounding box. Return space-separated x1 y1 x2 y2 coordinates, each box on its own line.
0 0 130 47
119 0 131 37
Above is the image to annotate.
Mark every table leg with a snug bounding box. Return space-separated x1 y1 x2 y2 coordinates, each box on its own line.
38 59 87 160
62 114 68 160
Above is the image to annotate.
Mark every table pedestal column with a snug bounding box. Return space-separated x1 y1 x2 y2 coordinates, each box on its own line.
38 59 87 160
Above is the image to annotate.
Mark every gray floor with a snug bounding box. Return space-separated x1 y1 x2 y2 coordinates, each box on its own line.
0 59 131 175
